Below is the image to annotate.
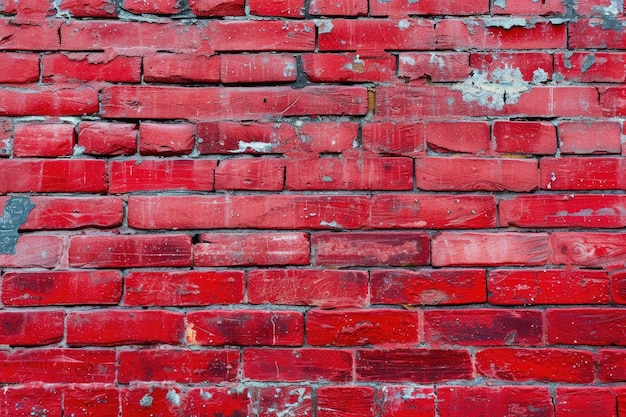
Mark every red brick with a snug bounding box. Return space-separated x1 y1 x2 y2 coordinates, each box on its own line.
0 159 107 193
187 310 303 346
0 118 11 157
3 385 62 417
432 232 549 267
603 87 626 117
438 386 554 417
318 19 437 51
128 195 370 230
0 19 60 50
488 269 610 305
189 0 245 16
57 0 117 16
500 194 626 228
78 121 137 156
555 52 626 83
370 194 497 229
0 310 63 346
206 20 315 52
559 121 621 154
380 386 436 417
0 348 115 383
122 0 179 14
424 121 491 154
42 53 141 83
185 388 251 417
555 388 617 417
67 309 185 346
196 121 296 154
63 386 120 417
599 349 626 382
214 158 285 191
13 123 74 157
143 52 220 84
371 269 487 306
541 157 626 190
286 157 413 190
68 234 192 268
550 232 626 269
491 0 566 14
118 348 239 383
0 235 63 268
569 18 626 49
309 0 367 15
221 53 297 84
1 270 122 306
102 85 367 120
243 348 353 381
313 232 430 267
424 309 543 346
303 52 396 83
296 121 359 154
493 121 557 155
317 386 376 417
13 0 53 22
124 270 244 306
470 52 553 82
370 0 488 15
194 232 309 266
139 122 194 156
575 0 621 15
248 269 368 308
476 348 595 383
399 52 471 82
355 349 473 383
0 52 39 83
109 159 216 193
416 157 538 191
0 85 98 116
248 0 304 18
547 308 626 346
258 386 313 417
612 271 626 304
307 309 418 346
362 122 425 156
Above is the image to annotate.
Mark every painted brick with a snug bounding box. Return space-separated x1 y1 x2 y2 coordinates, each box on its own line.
124 270 245 306
128 195 370 230
0 19 60 50
491 0 566 14
258 386 313 417
0 348 115 383
470 52 553 82
398 52 471 82
0 118 11 157
196 121 296 154
118 348 239 383
492 121 557 155
312 232 430 267
243 348 353 382
57 0 117 16
488 269 610 305
415 157 538 192
355 349 473 383
3 385 63 417
186 310 303 346
362 122 425 156
306 309 418 346
68 234 192 268
379 386 436 417
214 158 285 191
558 121 622 154
370 194 497 229
475 348 595 383
109 159 216 193
63 386 120 417
0 310 64 346
309 0 367 15
247 269 368 308
221 54 297 84
550 232 626 269
569 18 626 49
122 0 180 14
285 157 414 190
67 309 185 346
1 270 122 306
12 123 75 157
555 52 626 83
0 235 63 269
555 388 617 417
77 121 137 156
138 122 195 156
438 386 554 417
42 53 141 83
432 232 549 267
547 308 626 346
0 85 98 116
303 52 396 83
424 309 543 346
206 20 315 52
248 0 305 18
296 121 359 154
317 386 376 417
575 0 622 15
370 0 488 15
189 0 245 16
424 121 491 154
143 53 220 84
612 271 626 304
194 232 309 266
370 269 487 306
0 52 40 83
599 349 626 382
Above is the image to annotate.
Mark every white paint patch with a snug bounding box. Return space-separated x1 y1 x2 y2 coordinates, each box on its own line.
315 19 334 34
398 19 411 29
483 17 528 29
229 141 274 153
166 390 181 407
400 55 416 66
453 66 531 110
283 61 296 77
320 220 342 229
429 53 445 69
532 68 549 83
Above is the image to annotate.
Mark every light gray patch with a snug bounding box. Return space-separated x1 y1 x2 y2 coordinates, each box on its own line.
532 68 549 83
493 0 506 8
483 17 528 29
139 394 153 408
563 51 573 69
453 67 530 110
166 390 182 407
0 197 35 255
581 53 595 73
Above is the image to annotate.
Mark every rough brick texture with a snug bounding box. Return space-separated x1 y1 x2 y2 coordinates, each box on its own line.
1 0 625 415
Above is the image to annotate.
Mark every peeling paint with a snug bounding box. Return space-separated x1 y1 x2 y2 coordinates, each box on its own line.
166 389 182 407
398 19 411 30
0 197 35 255
400 55 416 66
493 0 507 8
593 1 625 30
581 53 595 73
315 20 333 34
453 66 531 110
229 141 274 153
532 68 549 83
139 394 153 407
483 17 528 29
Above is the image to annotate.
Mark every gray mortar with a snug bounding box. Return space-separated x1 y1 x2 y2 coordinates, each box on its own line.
0 197 35 255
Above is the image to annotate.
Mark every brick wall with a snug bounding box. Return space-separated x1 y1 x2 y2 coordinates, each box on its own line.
1 0 626 415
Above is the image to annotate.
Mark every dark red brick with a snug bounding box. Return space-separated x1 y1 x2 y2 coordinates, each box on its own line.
0 310 64 346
